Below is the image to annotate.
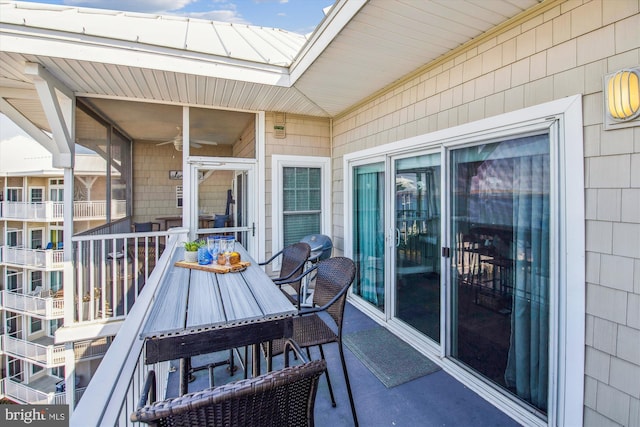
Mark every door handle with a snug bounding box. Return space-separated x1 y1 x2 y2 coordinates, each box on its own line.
395 228 400 247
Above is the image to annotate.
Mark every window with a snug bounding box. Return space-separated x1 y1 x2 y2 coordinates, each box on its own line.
50 271 63 292
31 229 44 250
7 188 22 202
30 316 42 334
6 270 21 292
49 179 64 202
272 156 331 266
30 271 43 293
176 185 183 208
283 167 321 246
30 187 44 203
7 230 20 247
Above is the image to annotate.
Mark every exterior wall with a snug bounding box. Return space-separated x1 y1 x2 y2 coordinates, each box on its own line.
331 1 640 426
263 112 331 268
131 141 231 223
233 117 256 158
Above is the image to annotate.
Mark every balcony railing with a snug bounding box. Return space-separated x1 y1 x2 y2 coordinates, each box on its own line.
1 290 64 318
70 229 179 324
1 246 64 270
69 233 181 426
0 378 85 405
0 200 126 221
2 335 66 367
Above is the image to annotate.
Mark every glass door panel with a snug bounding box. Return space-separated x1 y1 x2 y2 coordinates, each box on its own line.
394 154 441 342
352 162 385 312
195 165 254 253
449 134 550 413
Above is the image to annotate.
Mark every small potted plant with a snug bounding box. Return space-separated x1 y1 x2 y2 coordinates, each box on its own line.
183 240 204 263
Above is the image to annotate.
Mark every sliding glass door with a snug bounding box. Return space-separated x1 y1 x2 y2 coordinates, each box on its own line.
394 154 441 342
449 134 550 412
352 162 386 312
348 132 552 416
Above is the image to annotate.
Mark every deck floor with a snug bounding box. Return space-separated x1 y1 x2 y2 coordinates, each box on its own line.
165 303 523 426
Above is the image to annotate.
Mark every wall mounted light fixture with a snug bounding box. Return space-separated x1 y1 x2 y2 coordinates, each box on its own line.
604 67 640 130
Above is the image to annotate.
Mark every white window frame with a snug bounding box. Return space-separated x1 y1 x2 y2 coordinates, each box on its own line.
6 187 22 202
271 155 331 271
29 186 44 203
344 95 584 427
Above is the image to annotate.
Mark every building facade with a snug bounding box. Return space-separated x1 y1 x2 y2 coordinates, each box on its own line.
0 1 638 425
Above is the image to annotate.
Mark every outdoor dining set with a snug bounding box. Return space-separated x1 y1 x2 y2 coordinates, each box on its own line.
129 234 360 427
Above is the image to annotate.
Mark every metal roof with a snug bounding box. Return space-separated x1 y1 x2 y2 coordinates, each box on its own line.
0 0 545 142
0 1 308 66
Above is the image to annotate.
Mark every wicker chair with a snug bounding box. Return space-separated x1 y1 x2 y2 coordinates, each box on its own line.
266 256 359 427
131 340 325 427
259 242 311 309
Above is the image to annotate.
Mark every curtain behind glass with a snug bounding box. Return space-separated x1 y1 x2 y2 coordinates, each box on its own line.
353 164 385 308
505 153 550 410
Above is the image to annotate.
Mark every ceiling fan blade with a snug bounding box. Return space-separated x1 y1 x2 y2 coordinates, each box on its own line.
190 142 203 149
156 140 176 146
191 139 218 146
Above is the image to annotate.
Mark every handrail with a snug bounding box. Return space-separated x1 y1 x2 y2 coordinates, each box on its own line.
69 232 184 426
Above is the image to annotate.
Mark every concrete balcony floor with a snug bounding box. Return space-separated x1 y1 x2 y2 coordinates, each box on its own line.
161 303 521 426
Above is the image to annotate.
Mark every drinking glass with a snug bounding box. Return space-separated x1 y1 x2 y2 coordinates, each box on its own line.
207 236 220 259
224 236 235 266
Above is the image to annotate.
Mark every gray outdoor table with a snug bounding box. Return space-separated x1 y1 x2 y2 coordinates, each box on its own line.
140 244 297 395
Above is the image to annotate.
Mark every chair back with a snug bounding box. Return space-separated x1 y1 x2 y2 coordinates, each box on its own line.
279 242 311 294
312 257 356 329
131 359 326 427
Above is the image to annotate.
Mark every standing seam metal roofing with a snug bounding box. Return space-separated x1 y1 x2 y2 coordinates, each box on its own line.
0 1 309 67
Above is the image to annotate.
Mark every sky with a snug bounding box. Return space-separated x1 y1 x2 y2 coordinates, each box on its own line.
14 0 332 34
1 0 333 144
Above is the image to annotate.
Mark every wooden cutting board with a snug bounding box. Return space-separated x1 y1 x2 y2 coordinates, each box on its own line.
175 260 251 274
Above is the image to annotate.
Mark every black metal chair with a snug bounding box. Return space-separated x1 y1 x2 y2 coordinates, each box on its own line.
260 242 311 309
131 340 325 427
266 256 359 427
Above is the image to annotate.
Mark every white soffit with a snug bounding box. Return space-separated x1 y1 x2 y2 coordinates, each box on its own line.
293 0 543 116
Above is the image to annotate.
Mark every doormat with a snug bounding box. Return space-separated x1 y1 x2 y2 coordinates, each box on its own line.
343 327 441 388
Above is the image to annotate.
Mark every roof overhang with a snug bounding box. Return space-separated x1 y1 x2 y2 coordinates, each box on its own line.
0 0 547 141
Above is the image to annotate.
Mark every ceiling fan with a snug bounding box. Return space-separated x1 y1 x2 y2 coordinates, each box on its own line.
155 127 218 151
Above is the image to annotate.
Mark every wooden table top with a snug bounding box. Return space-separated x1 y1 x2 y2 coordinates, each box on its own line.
140 244 296 341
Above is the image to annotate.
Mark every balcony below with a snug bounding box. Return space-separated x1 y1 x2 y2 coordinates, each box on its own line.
0 200 126 222
1 246 63 270
0 376 85 405
1 289 64 319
